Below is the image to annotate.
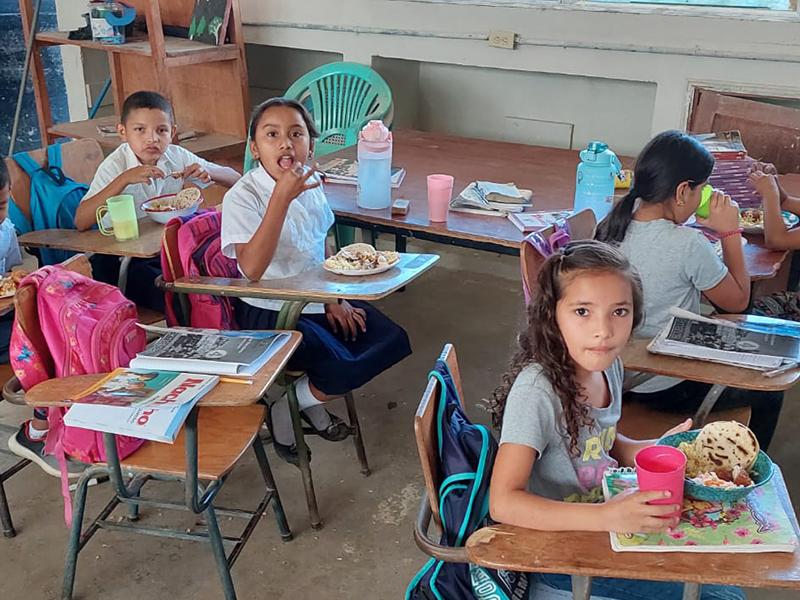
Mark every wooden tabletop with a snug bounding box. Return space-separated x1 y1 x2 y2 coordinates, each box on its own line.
24 331 302 408
18 218 164 259
467 466 800 590
324 130 625 250
621 315 800 392
164 253 440 303
468 527 800 589
325 130 788 278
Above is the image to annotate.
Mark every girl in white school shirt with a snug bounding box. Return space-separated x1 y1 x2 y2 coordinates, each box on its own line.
221 98 411 464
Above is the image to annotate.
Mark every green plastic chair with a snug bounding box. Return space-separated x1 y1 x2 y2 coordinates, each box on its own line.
244 62 393 173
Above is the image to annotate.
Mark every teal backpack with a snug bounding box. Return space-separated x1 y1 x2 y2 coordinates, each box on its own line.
11 143 86 265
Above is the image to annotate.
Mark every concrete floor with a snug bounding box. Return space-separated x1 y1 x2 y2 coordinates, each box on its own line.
0 241 798 599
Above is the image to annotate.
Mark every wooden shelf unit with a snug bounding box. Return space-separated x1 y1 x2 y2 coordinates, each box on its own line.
48 115 244 164
19 0 249 167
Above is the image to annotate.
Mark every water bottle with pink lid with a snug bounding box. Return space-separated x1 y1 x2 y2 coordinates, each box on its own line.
357 120 393 210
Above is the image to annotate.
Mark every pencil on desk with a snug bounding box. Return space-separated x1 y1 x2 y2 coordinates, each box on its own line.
219 377 254 385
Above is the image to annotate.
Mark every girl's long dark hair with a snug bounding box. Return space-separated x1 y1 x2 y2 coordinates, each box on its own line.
488 240 644 457
595 130 715 244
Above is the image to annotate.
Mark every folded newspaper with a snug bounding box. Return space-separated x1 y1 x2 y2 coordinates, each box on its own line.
130 325 289 376
648 308 800 371
450 181 533 216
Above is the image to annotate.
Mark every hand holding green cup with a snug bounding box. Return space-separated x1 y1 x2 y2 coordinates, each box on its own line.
695 184 714 219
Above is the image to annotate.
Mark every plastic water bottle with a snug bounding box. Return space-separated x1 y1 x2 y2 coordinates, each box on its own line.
357 121 392 210
574 141 622 222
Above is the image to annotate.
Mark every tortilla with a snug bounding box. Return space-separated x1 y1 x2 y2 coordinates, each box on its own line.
694 421 759 471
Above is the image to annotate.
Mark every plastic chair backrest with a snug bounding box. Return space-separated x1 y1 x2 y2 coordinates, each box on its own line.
413 344 464 535
244 62 393 172
520 209 597 302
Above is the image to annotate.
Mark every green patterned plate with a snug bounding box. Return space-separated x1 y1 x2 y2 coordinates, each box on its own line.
655 430 774 502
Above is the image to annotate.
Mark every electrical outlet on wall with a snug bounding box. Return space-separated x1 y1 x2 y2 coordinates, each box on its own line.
488 30 516 50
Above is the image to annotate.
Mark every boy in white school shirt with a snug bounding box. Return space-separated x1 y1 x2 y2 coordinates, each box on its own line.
74 91 240 312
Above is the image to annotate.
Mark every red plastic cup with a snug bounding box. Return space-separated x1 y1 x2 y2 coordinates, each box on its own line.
634 445 686 519
427 174 454 222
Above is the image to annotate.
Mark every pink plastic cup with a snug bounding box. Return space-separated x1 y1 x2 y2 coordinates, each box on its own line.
427 174 454 222
634 445 686 519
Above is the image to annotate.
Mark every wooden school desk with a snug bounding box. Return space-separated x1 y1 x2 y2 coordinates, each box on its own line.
161 253 440 527
464 468 800 600
17 218 163 293
23 331 301 599
621 314 800 427
324 130 790 284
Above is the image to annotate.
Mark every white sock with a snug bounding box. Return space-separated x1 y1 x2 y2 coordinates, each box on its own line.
296 376 333 431
28 421 48 440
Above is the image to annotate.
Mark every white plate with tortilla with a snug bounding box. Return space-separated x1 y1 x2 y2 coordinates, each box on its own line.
323 243 400 276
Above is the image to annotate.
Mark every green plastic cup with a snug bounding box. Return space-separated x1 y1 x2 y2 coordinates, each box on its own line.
695 185 714 219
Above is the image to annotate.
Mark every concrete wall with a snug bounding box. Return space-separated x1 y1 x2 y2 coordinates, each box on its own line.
238 0 800 154
55 0 800 155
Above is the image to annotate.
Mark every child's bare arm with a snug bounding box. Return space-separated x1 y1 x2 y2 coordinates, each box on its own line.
751 161 800 214
751 171 800 250
180 163 240 187
698 191 750 312
75 165 165 231
610 418 692 467
489 443 678 533
207 164 240 187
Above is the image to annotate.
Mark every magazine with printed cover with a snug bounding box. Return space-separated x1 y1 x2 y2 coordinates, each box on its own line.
130 326 289 376
69 368 216 408
602 468 799 553
648 308 800 371
318 157 406 188
64 371 219 443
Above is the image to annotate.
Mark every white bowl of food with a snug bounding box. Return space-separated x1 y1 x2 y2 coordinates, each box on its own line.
141 188 203 224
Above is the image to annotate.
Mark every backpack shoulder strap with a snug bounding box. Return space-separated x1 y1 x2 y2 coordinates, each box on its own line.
47 143 63 170
11 152 42 178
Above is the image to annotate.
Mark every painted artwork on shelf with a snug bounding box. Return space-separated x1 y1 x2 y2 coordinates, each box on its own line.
188 0 232 46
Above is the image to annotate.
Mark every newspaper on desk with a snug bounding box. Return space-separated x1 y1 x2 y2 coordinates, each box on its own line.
647 307 800 371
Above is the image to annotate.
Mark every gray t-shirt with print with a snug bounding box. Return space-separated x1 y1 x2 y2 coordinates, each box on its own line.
499 359 623 503
618 219 728 392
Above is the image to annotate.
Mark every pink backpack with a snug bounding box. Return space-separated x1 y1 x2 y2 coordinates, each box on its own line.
161 210 239 329
10 265 147 522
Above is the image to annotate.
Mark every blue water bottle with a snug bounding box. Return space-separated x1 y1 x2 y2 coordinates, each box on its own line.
357 120 393 210
574 141 622 222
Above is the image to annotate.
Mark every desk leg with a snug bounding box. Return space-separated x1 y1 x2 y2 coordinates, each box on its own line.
682 582 701 600
118 256 132 295
276 301 323 529
692 384 726 428
571 575 592 600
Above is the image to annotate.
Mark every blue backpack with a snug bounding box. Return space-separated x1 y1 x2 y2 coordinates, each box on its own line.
406 359 528 600
11 143 86 265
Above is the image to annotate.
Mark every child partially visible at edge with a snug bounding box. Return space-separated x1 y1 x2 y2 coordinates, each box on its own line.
487 240 743 600
595 130 783 452
74 90 241 313
0 156 23 361
748 163 800 320
220 97 411 465
2 155 66 477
